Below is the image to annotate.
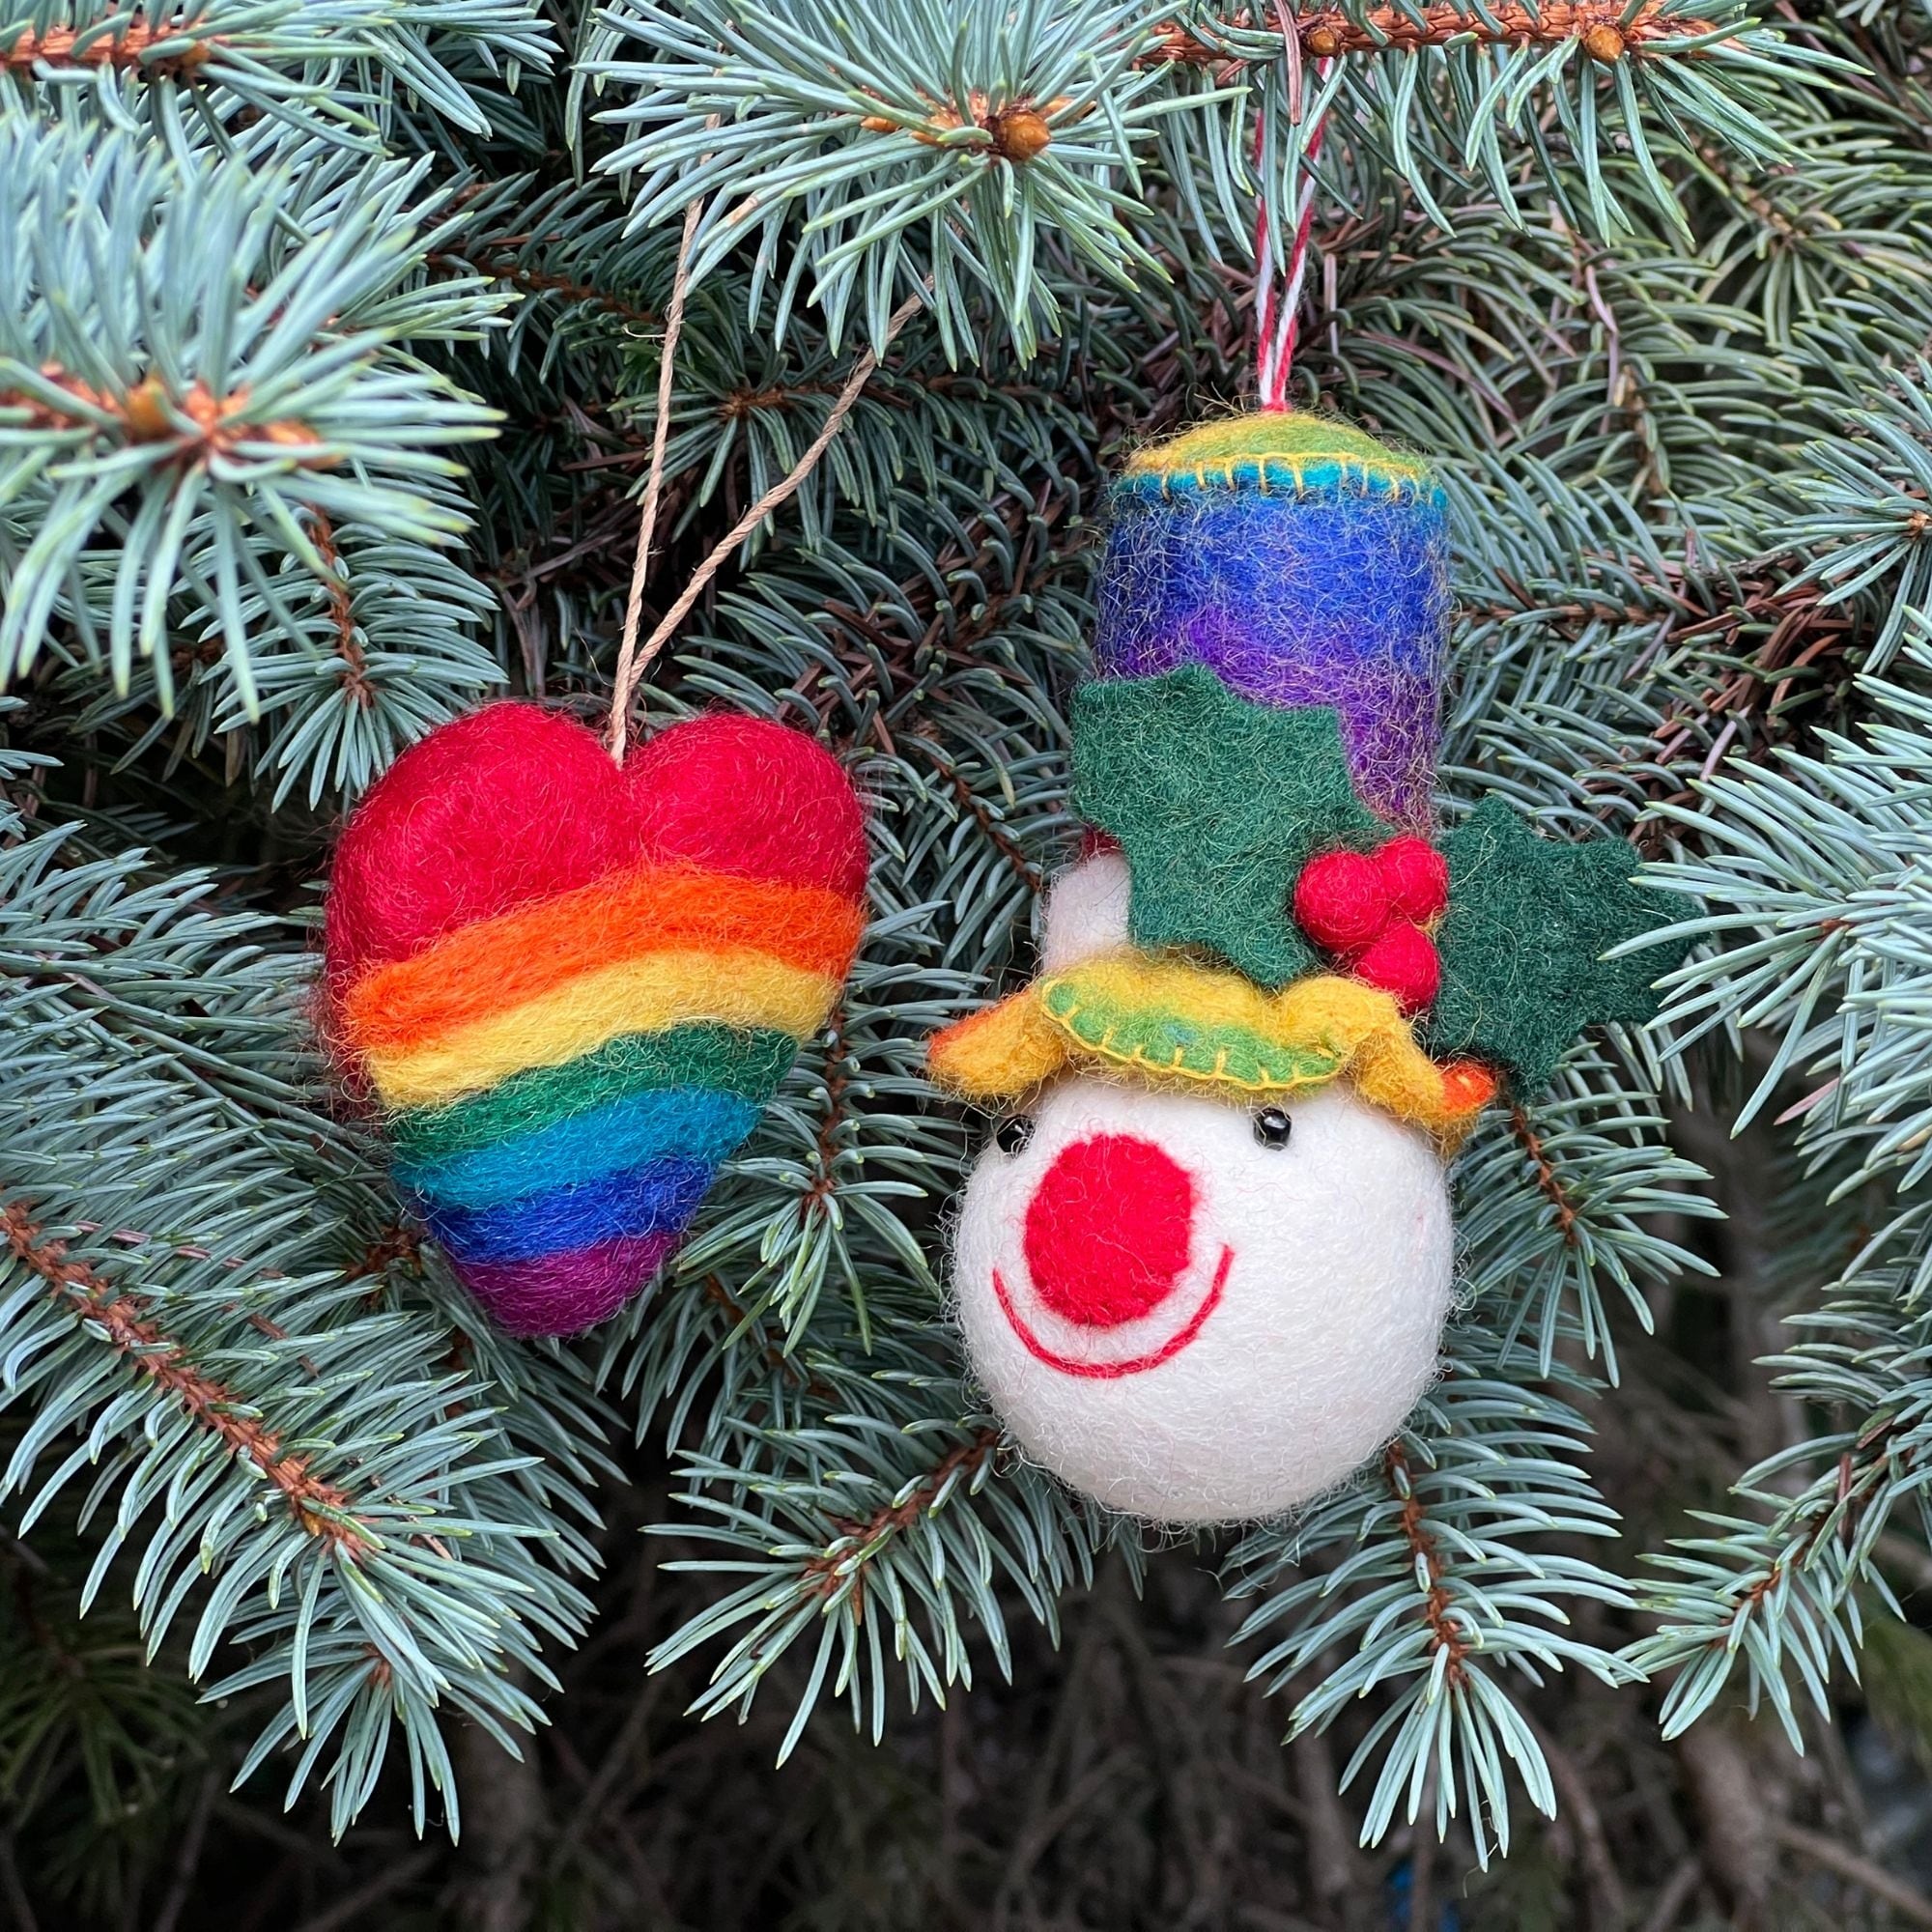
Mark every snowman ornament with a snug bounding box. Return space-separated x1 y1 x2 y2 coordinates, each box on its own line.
930 413 1681 1524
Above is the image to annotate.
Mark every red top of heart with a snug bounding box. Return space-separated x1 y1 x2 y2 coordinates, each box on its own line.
324 702 869 1000
1293 836 1449 1014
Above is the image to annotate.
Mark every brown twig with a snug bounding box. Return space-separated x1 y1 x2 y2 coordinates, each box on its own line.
1674 1722 1771 1918
810 482 1071 740
1383 1439 1468 1688
699 1274 835 1398
1775 1819 1932 1927
284 1850 440 1932
1523 1712 1630 1931
1511 1103 1582 1247
1147 2 1719 66
2 15 216 75
800 1002 851 1222
607 288 925 748
307 509 373 711
916 733 1046 895
1 1202 369 1559
804 1428 1003 1608
1638 1855 1703 1932
440 249 659 327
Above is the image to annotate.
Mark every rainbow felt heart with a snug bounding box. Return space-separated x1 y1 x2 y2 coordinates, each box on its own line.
323 703 867 1336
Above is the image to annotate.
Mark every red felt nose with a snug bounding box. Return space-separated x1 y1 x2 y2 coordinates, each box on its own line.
1022 1134 1196 1329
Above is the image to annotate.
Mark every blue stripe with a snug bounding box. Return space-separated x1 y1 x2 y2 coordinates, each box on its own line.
398 1086 758 1212
427 1155 717 1264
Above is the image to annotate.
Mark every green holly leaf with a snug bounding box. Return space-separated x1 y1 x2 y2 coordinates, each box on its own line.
1424 795 1689 1093
1071 665 1384 989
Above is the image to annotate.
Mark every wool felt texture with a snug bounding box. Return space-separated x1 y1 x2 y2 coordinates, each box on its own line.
1293 848 1388 952
1023 1133 1198 1327
1098 415 1449 833
1423 794 1687 1094
1293 837 1447 951
385 1025 797 1166
1071 664 1384 990
1351 921 1440 1014
358 949 842 1109
457 1231 682 1337
932 409 1691 1526
1293 835 1448 1011
340 868 865 1057
951 1079 1455 1523
426 1155 715 1264
1377 835 1452 924
324 702 867 1337
1037 845 1134 976
928 952 1495 1142
395 1086 760 1212
325 702 867 993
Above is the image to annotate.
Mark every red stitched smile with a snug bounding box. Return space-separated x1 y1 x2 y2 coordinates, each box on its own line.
990 1244 1235 1379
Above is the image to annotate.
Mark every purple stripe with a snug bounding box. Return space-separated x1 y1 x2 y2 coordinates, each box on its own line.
453 1228 682 1337
1094 487 1449 832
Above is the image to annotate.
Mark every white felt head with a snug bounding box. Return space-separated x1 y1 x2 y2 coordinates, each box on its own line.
1037 846 1131 972
956 852 1452 1523
952 1079 1454 1523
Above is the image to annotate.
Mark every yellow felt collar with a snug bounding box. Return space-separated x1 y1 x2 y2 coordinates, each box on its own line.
928 951 1494 1146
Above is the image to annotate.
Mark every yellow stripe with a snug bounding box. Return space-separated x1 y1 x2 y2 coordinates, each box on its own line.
363 949 838 1108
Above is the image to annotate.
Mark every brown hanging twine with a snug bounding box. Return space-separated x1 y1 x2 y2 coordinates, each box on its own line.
606 205 923 763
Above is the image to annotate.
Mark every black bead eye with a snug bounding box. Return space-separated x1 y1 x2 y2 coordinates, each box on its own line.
995 1114 1036 1155
1253 1106 1293 1150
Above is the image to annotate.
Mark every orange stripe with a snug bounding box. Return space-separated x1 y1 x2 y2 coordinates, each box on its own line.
342 866 863 1057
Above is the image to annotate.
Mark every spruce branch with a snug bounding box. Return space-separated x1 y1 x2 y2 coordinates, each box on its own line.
642 1290 1112 1764
0 1207 372 1563
2 12 216 75
1634 1230 1932 1746
1148 2 1726 67
0 793 612 1837
0 124 504 792
1456 1065 1718 1379
1228 1327 1640 1866
2 0 1925 1880
585 0 1206 355
307 509 376 715
0 0 556 141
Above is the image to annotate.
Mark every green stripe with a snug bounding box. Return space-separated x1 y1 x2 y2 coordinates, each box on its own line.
387 1024 798 1162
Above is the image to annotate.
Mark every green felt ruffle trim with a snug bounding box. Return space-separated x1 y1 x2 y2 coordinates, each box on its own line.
1039 977 1346 1094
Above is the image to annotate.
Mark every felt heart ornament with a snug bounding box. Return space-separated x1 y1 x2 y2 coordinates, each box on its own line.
323 702 867 1337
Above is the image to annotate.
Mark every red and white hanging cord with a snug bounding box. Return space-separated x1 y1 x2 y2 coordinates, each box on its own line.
1253 2 1335 412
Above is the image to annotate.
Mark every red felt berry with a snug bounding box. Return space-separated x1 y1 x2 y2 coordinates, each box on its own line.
1376 836 1449 925
1353 920 1441 1013
1293 848 1389 953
